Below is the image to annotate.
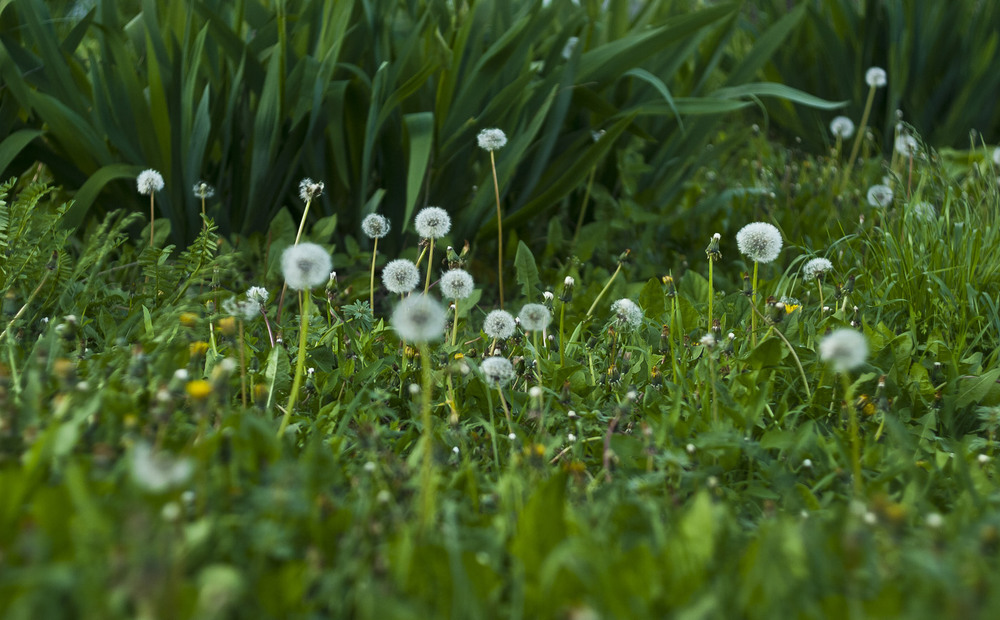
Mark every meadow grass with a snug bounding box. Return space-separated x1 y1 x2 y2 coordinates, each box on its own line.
2 119 1000 618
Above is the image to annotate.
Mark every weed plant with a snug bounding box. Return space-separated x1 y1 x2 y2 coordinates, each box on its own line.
3 112 1000 617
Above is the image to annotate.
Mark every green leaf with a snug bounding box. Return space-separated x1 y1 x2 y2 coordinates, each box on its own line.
514 241 540 301
0 129 42 178
402 112 434 231
957 369 1000 409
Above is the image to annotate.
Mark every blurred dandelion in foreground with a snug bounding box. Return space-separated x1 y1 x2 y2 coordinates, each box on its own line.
130 442 192 492
281 243 332 291
820 328 868 372
392 295 447 343
895 134 918 158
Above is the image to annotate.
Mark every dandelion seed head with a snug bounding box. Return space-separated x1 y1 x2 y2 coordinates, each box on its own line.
298 178 324 202
130 443 193 493
926 512 944 529
414 207 451 239
518 303 552 332
483 309 516 340
222 297 258 321
700 334 716 348
736 222 783 264
281 243 333 291
362 213 391 239
867 184 894 208
481 356 515 387
137 169 164 195
529 386 543 399
564 276 575 287
830 116 855 139
440 269 475 299
382 259 420 294
246 286 269 306
392 295 447 342
611 298 643 330
910 201 936 222
477 128 507 152
193 181 215 199
819 328 869 372
803 257 834 280
865 67 887 88
895 134 918 158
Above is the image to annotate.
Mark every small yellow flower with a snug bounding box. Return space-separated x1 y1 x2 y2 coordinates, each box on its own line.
185 379 213 400
180 312 199 328
217 316 237 336
189 341 209 357
784 304 800 314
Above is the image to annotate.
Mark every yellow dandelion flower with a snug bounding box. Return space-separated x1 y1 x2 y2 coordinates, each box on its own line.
189 341 209 357
185 379 213 400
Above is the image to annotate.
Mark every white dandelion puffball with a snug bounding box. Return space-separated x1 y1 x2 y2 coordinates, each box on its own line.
477 128 508 152
611 298 643 330
137 169 164 195
736 222 783 264
699 333 716 348
246 286 269 306
867 184 894 208
130 443 192 493
519 303 552 332
192 181 215 199
830 116 855 139
865 67 887 88
481 356 515 387
392 294 447 342
298 178 324 202
803 257 834 280
414 207 451 239
483 309 516 340
281 243 332 291
362 213 391 239
819 328 869 372
895 134 918 158
223 297 258 321
382 259 420 294
440 269 475 299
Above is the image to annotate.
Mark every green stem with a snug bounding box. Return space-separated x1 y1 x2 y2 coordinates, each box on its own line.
708 258 714 332
559 301 566 367
450 298 459 347
277 292 310 437
294 198 312 245
490 150 505 309
418 342 436 531
424 238 435 294
586 262 623 318
750 261 759 347
149 194 155 248
842 372 863 497
747 301 812 400
842 85 876 192
817 278 825 315
369 238 379 312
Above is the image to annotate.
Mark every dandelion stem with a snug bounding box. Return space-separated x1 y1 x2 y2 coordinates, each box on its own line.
842 372 864 497
490 150 505 308
707 257 714 332
747 301 812 400
418 341 436 531
559 301 566 367
750 261 759 347
369 238 379 312
277 292 310 437
238 319 247 408
817 278 825 316
450 298 460 347
586 261 623 319
1 269 51 341
294 198 312 245
842 84 876 191
149 194 155 248
424 238 435 294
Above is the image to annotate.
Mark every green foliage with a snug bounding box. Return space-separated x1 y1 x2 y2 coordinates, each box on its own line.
748 0 1000 149
0 0 836 252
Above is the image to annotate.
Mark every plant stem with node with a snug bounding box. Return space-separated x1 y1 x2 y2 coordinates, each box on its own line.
278 292 310 437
